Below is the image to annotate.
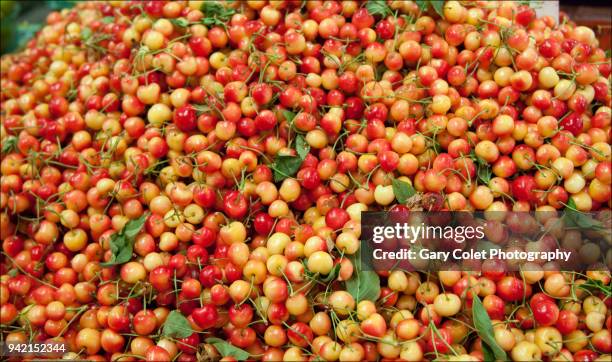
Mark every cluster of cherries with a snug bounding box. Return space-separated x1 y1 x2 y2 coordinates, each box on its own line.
0 0 611 361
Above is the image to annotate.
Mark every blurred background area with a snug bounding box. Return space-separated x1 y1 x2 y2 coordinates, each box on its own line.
0 0 610 55
560 2 611 51
1 0 77 54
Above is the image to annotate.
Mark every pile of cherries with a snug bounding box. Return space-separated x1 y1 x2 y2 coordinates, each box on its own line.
0 1 611 361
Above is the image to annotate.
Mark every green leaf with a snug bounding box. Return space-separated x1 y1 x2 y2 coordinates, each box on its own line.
392 178 415 204
346 270 381 303
81 27 92 41
365 0 392 17
564 199 607 232
15 22 42 50
205 338 250 361
471 151 492 185
295 134 310 160
1 136 17 154
162 310 193 339
283 110 296 122
100 214 147 267
481 342 496 362
415 0 429 12
415 0 445 18
170 18 190 28
123 215 147 239
271 155 303 182
430 0 445 18
605 49 611 58
201 18 225 27
345 251 380 302
472 295 507 361
201 2 236 25
101 16 115 24
46 0 77 10
111 240 133 266
578 279 612 298
320 263 341 283
478 165 492 185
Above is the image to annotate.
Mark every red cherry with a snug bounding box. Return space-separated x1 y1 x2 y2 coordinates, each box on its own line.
351 8 375 30
189 36 211 57
286 322 313 348
496 276 525 302
192 227 216 247
186 245 209 264
199 265 222 288
229 327 257 349
253 212 274 235
345 97 364 119
191 305 218 329
143 0 164 17
223 191 248 219
251 83 273 105
556 310 578 334
224 262 242 283
530 292 554 305
297 167 320 190
426 327 452 354
228 303 254 328
176 333 200 354
511 175 537 202
173 105 197 132
325 207 350 230
237 117 256 136
254 110 277 131
531 300 559 326
573 349 599 362
559 112 583 136
379 150 400 172
539 39 560 58
375 20 394 40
